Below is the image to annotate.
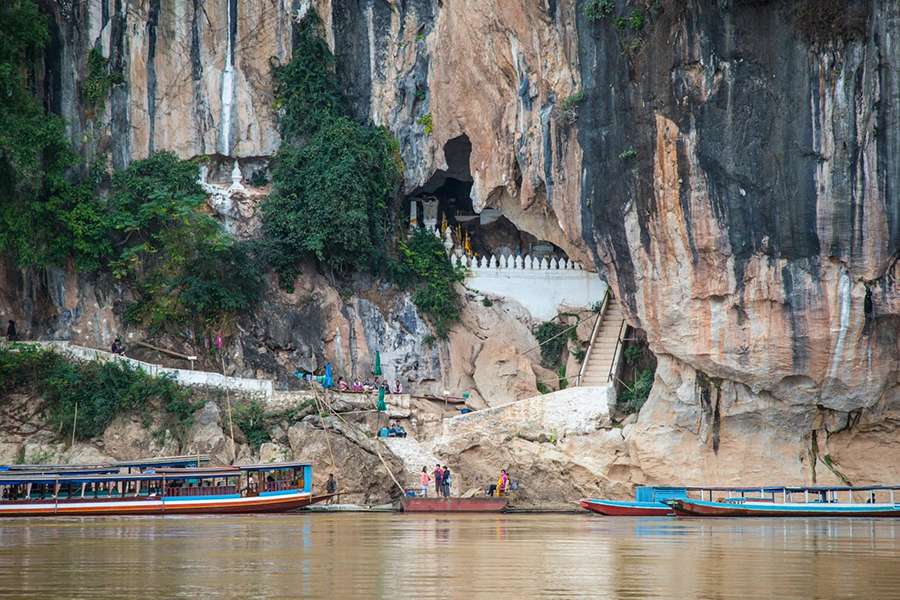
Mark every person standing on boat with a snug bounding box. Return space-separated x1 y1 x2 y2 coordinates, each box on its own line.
419 467 431 497
326 473 337 503
442 466 452 498
433 464 443 496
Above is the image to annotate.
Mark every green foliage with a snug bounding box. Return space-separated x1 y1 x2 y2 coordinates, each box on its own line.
533 320 568 369
263 116 402 276
571 345 586 363
557 365 568 390
232 399 271 451
618 147 637 161
107 152 263 331
615 16 628 30
393 229 465 338
263 13 403 281
249 169 269 187
0 2 259 337
271 15 343 140
481 297 493 307
0 0 80 267
560 90 585 112
583 0 615 22
0 346 197 441
624 345 641 365
627 10 645 31
417 113 433 136
620 368 653 415
81 47 123 118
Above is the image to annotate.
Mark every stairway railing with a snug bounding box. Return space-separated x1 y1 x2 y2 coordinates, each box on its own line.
606 318 629 385
575 288 609 387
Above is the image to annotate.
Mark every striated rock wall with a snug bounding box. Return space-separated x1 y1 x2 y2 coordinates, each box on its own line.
3 0 897 491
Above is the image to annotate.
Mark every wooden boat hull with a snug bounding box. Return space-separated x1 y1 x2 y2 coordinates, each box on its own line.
400 497 508 513
580 499 672 516
0 491 313 517
668 499 900 518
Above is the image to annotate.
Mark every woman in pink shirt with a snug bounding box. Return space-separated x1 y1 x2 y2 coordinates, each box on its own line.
419 467 432 497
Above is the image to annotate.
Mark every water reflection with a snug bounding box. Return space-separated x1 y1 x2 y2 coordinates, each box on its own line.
0 514 898 598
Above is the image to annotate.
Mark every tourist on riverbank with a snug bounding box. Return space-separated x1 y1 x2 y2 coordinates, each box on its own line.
419 467 431 497
433 464 443 496
6 320 16 342
442 466 451 497
392 380 403 394
497 469 509 496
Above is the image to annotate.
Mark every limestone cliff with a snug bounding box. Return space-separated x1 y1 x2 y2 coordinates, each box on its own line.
1 0 898 492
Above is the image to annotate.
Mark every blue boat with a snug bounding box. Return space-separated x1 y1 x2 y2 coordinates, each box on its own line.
667 485 900 517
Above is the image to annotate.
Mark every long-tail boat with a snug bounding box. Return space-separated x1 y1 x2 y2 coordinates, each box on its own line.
0 461 315 517
580 486 687 516
666 485 900 517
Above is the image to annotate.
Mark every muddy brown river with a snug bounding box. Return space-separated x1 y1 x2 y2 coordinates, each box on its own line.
1 513 898 598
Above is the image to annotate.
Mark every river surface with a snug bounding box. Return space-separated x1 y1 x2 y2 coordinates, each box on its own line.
1 513 899 599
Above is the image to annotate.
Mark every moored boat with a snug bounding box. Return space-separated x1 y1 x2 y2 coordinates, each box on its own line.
668 486 900 518
579 486 688 516
0 461 316 517
400 496 508 512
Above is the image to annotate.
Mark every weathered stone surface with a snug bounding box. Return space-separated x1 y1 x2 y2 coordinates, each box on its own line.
258 442 291 464
102 413 179 459
447 296 556 407
287 419 405 504
184 402 233 465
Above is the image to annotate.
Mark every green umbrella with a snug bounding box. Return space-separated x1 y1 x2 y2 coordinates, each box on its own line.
373 351 382 377
376 387 387 412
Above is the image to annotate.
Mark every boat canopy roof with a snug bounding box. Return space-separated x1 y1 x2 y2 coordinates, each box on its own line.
0 465 120 475
239 462 311 472
645 484 900 493
111 455 209 468
0 469 241 485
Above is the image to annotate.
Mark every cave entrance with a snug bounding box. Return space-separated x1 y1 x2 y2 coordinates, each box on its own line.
407 135 568 261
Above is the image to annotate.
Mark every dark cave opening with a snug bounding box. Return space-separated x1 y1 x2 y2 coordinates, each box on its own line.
406 134 568 261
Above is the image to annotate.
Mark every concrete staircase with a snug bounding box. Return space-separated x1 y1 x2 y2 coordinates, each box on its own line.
577 295 627 387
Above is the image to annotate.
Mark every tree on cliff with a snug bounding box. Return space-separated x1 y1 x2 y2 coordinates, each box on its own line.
261 13 403 284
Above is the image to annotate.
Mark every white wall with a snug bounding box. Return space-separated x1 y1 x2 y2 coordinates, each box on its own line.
460 256 608 321
28 341 275 398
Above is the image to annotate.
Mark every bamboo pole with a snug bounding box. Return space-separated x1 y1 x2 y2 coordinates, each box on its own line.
318 388 405 496
71 402 78 447
221 355 237 464
313 388 337 471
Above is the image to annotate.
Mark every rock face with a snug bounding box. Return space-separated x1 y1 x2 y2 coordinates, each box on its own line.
1 0 897 493
287 418 405 504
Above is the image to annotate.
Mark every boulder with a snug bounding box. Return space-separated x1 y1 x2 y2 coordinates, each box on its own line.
287 419 405 504
184 402 233 465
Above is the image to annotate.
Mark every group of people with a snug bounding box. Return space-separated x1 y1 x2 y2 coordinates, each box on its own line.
378 421 407 438
419 464 453 497
488 469 511 497
337 377 403 394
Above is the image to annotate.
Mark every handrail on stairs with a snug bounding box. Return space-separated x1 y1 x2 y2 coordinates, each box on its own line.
606 318 629 385
575 287 610 387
